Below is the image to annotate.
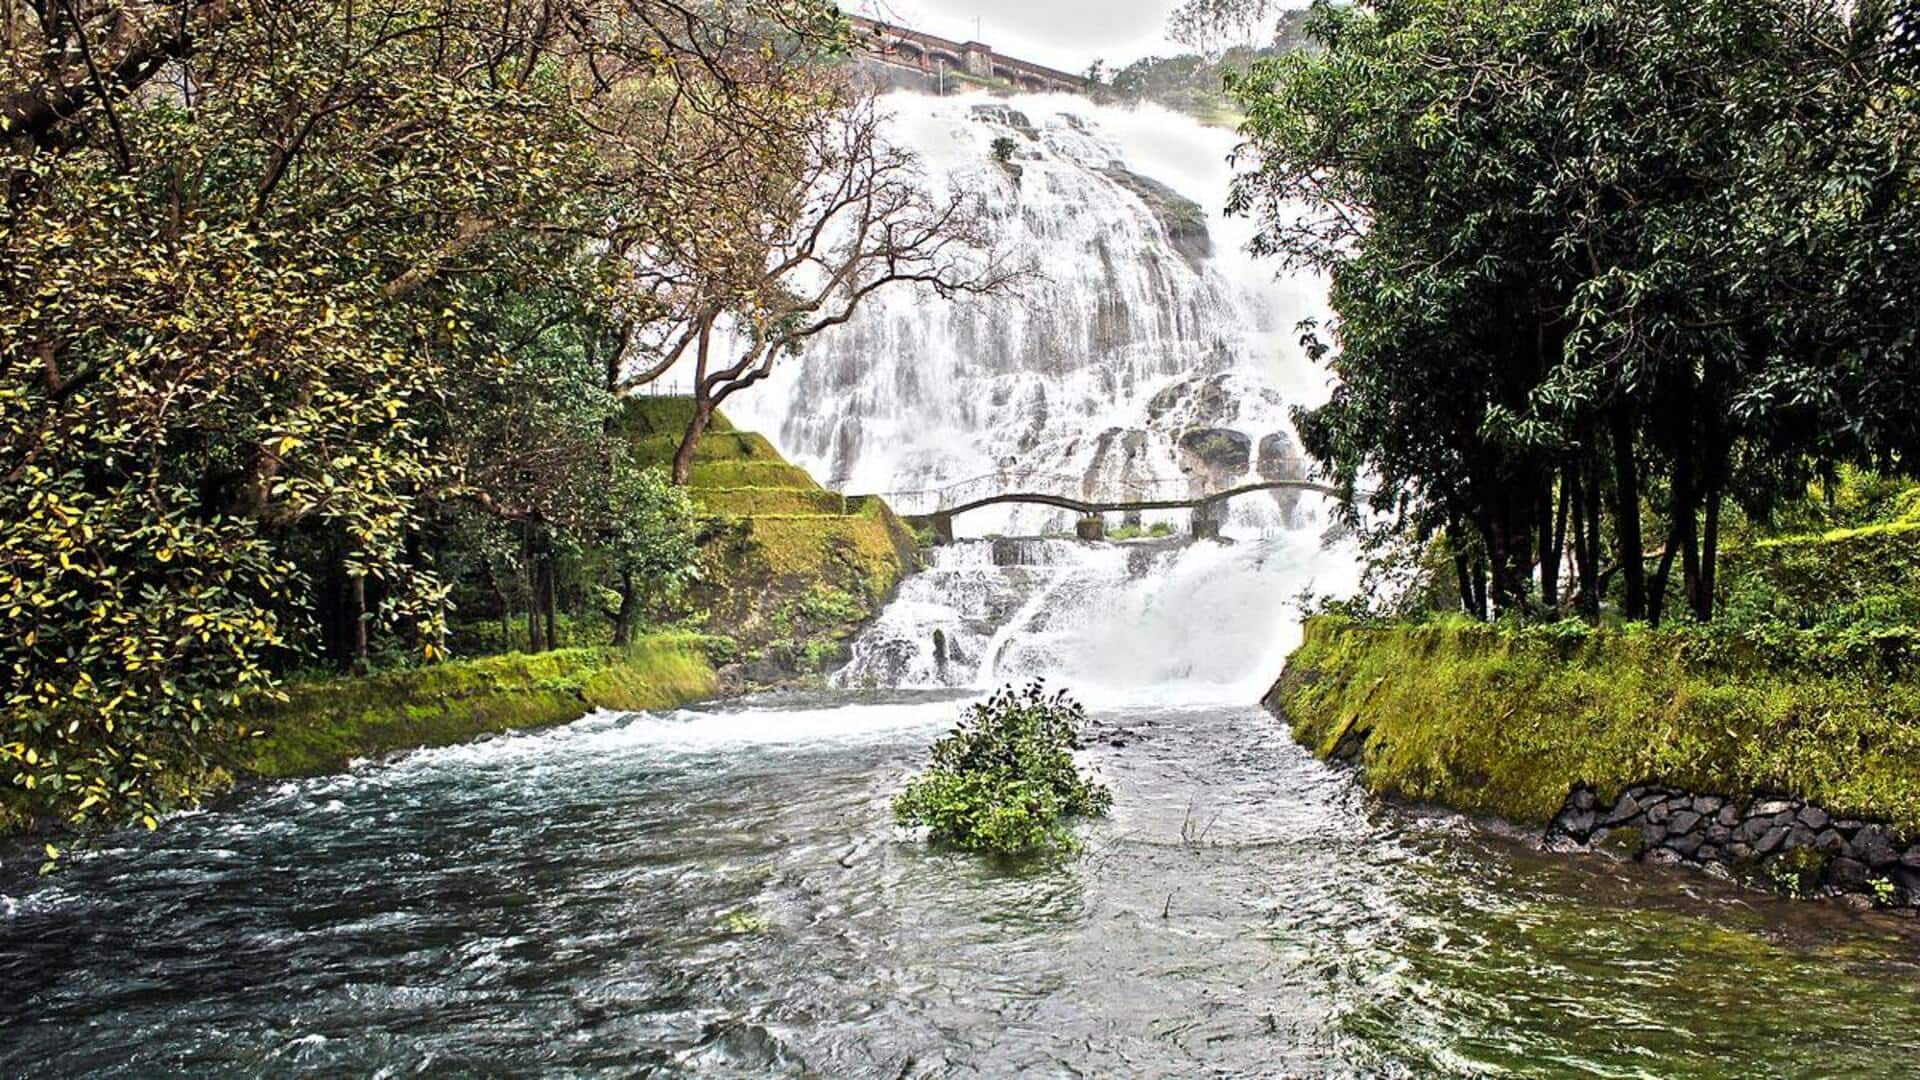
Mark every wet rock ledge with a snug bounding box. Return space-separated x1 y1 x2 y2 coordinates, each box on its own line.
1551 785 1920 908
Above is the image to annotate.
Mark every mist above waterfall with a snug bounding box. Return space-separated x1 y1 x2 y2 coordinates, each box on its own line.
729 92 1358 704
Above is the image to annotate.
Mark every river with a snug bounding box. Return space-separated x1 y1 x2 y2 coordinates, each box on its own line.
5 690 1919 1076
8 90 1920 1079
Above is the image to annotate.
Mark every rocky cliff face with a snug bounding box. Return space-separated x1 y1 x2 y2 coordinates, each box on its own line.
726 94 1330 538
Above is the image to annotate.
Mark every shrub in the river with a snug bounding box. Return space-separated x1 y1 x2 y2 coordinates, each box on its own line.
894 683 1111 855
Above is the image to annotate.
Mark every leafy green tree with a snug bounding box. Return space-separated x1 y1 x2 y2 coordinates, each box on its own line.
599 463 699 646
1229 0 1919 623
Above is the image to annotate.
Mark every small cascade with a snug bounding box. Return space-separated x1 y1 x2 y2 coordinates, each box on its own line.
834 538 1079 691
836 533 1356 706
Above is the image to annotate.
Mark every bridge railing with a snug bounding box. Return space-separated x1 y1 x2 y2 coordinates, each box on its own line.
874 465 1317 517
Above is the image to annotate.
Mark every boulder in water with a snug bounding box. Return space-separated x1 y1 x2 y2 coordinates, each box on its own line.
1103 166 1214 267
1179 428 1252 484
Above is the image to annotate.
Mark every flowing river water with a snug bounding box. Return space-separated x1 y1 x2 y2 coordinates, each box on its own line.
5 690 1920 1076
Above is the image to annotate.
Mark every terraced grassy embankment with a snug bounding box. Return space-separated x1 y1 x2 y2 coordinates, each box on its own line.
616 399 920 683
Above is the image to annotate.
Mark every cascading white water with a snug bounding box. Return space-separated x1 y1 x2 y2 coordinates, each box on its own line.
833 534 1357 705
728 92 1359 704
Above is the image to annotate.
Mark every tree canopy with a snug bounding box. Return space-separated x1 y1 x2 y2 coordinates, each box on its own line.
1229 0 1920 622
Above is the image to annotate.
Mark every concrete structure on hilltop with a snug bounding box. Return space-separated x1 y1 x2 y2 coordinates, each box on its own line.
848 15 1089 95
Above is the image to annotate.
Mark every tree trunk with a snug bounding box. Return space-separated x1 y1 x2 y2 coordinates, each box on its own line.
612 570 637 647
1650 452 1695 628
486 561 511 652
1488 515 1516 617
542 555 559 650
1697 483 1722 622
672 399 716 486
1582 462 1603 619
1609 405 1647 620
350 573 370 674
1451 538 1476 618
1566 464 1601 620
525 535 546 653
1542 472 1567 612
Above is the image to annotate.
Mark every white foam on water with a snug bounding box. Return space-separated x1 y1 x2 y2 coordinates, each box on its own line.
370 698 963 777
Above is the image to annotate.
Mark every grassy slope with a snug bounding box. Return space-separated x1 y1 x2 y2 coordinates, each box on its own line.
1271 617 1920 833
617 398 919 680
1270 493 1920 834
241 634 719 778
242 398 918 779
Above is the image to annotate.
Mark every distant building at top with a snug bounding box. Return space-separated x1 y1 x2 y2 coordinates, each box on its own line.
848 15 1090 96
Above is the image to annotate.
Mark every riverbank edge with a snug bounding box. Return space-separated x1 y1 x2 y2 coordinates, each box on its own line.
0 635 724 842
238 632 723 779
1264 616 1920 910
4 403 926 843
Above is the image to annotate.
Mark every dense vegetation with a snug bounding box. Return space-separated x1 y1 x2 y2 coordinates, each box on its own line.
1229 0 1919 623
1084 7 1315 123
0 0 985 839
895 684 1112 856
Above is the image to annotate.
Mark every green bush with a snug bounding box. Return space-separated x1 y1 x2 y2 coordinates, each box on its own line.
894 683 1112 855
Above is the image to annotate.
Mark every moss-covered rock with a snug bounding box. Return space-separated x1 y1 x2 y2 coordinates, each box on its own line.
1267 616 1920 834
1103 166 1213 266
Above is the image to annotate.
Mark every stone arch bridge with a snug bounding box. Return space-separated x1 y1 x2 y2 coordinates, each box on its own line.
870 468 1350 543
848 15 1089 95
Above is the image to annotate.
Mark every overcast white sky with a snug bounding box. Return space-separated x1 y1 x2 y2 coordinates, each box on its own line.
850 0 1193 75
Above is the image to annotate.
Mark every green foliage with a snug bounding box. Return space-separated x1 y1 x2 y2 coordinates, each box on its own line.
598 463 701 644
1 0 851 835
990 136 1019 163
894 684 1111 856
1084 6 1316 122
1108 522 1177 541
1719 521 1920 632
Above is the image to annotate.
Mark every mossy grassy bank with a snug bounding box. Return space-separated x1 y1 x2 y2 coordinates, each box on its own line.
1268 616 1920 834
239 633 719 778
0 635 719 838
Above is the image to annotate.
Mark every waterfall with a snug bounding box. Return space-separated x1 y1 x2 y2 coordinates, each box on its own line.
727 92 1358 704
